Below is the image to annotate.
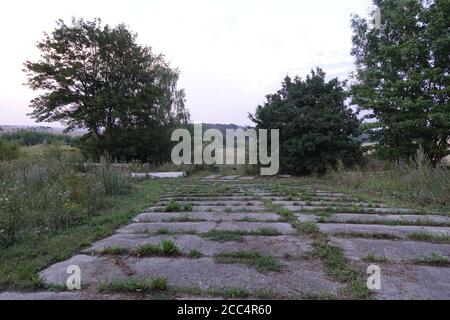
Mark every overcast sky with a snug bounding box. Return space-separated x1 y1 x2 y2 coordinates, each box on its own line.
0 0 373 127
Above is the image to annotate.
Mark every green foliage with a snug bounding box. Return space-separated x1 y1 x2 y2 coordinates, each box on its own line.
0 130 74 146
188 249 202 258
351 0 450 166
0 154 132 247
164 200 193 212
250 68 361 175
136 240 180 256
24 18 190 162
0 140 20 161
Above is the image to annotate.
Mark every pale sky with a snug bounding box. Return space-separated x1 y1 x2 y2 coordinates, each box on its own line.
0 0 373 127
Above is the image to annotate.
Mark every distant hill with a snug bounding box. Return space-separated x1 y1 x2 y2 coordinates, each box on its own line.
202 123 252 135
0 125 86 137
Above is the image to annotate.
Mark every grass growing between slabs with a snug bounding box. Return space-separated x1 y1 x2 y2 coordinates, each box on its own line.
214 251 282 273
0 179 166 290
265 197 371 299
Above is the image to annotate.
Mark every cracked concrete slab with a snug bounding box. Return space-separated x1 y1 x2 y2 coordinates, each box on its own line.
85 234 313 257
39 256 342 297
132 212 281 223
215 222 295 234
116 222 217 234
358 263 450 300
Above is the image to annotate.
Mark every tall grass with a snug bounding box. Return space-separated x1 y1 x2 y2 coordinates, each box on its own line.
97 156 132 195
0 140 20 161
0 155 132 247
327 148 450 211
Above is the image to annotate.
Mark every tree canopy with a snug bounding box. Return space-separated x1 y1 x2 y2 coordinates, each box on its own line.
250 68 362 175
24 18 189 161
351 0 450 166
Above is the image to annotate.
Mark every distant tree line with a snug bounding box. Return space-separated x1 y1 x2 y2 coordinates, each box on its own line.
0 130 75 146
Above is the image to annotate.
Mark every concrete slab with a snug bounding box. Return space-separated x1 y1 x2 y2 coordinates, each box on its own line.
295 213 319 223
133 212 281 223
330 237 450 262
202 175 222 180
40 256 342 297
362 263 450 300
327 213 450 225
272 200 388 208
221 175 240 180
284 206 412 214
215 222 296 234
85 234 313 257
161 196 258 201
116 222 217 234
0 292 83 300
319 223 450 238
131 172 185 178
156 200 264 206
149 206 268 213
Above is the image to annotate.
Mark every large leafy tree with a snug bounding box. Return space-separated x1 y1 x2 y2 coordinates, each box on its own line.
24 18 189 161
351 0 450 166
250 68 361 175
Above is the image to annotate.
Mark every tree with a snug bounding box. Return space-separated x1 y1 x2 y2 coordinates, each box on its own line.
250 68 361 175
351 0 450 166
24 18 190 161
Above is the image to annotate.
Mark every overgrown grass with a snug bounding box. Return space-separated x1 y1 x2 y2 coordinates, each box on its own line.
407 232 450 243
0 156 132 246
164 200 193 212
202 228 281 242
136 240 181 257
311 235 370 299
326 152 450 212
0 178 165 289
413 252 450 266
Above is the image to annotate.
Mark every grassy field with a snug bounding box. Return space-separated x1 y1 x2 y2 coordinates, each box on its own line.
1 143 449 292
324 166 450 214
0 178 166 289
0 150 169 289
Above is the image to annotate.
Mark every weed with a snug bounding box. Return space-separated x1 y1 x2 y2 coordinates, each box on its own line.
214 251 282 273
